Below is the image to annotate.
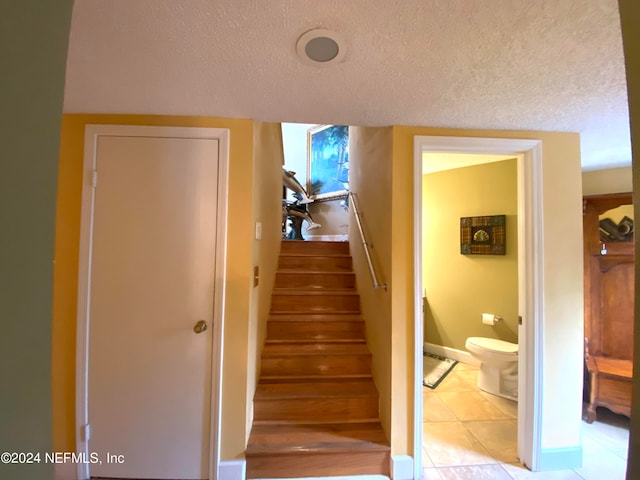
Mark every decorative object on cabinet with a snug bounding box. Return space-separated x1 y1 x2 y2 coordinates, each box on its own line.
599 215 634 242
582 193 634 423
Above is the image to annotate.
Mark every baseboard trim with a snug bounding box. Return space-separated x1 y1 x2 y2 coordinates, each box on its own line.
305 234 348 242
538 446 582 471
219 459 246 480
423 342 480 366
250 476 388 480
391 455 414 480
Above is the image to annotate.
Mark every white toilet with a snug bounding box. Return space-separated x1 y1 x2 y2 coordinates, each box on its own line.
465 337 518 401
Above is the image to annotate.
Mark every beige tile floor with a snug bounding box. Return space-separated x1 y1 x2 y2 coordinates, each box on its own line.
423 362 630 480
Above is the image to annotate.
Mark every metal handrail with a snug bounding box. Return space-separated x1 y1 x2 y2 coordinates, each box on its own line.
349 192 387 291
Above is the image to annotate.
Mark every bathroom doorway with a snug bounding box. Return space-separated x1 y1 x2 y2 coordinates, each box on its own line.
412 136 545 477
420 153 521 476
421 153 518 357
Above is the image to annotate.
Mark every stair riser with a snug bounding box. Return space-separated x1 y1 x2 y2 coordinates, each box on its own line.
271 295 360 313
280 241 350 256
278 256 352 272
261 355 371 376
246 451 390 478
267 321 365 341
275 272 356 289
269 313 364 322
254 397 379 421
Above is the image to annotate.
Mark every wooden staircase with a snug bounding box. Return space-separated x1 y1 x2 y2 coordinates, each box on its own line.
246 240 390 479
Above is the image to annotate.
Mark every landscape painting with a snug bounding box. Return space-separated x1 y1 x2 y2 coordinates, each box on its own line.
307 125 349 201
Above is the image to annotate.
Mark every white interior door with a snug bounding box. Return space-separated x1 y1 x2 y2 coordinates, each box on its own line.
87 134 219 479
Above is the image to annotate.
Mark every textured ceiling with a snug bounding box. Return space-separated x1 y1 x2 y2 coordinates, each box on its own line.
63 0 631 170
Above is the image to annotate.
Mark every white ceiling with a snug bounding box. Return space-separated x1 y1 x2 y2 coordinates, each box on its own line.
63 0 631 171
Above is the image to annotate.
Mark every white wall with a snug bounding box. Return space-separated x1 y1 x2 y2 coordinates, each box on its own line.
282 122 314 186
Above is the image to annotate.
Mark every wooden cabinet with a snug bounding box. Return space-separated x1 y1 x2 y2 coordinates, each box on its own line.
583 193 634 422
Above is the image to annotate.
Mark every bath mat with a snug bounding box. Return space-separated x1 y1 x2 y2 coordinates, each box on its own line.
423 352 458 389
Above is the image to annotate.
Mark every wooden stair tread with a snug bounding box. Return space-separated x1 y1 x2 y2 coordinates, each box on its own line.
272 289 358 295
246 422 389 454
260 373 372 381
252 418 383 426
275 284 356 291
265 338 365 344
280 241 348 250
277 256 353 273
269 309 361 314
268 313 364 322
266 338 364 344
281 240 347 245
266 316 365 341
255 380 378 398
262 343 370 356
277 269 355 274
278 252 351 258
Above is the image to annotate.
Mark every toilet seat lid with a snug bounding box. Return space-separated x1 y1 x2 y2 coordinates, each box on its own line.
467 337 518 354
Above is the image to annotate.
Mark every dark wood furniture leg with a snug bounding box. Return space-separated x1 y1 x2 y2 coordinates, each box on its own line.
586 369 598 423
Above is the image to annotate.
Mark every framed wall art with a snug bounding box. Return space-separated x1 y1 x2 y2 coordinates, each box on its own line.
307 124 349 201
460 215 506 255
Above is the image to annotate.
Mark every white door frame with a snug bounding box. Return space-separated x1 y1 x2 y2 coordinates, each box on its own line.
412 136 544 477
75 124 229 480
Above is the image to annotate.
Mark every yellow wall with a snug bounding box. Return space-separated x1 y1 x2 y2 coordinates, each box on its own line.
423 159 518 350
53 117 586 466
348 126 393 441
52 114 255 460
618 0 640 476
392 126 583 456
246 122 284 436
582 166 633 195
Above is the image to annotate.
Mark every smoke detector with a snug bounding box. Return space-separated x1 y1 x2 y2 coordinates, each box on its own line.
296 29 347 65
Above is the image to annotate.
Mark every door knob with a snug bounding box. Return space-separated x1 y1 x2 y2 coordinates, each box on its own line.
193 320 208 334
